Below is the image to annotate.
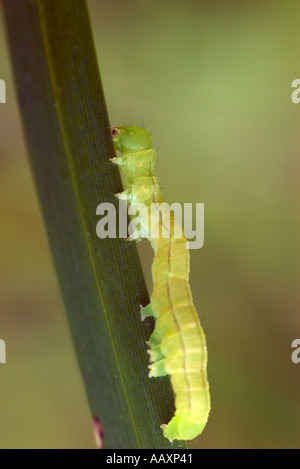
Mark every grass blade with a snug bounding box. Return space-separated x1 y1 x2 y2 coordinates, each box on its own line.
3 0 186 449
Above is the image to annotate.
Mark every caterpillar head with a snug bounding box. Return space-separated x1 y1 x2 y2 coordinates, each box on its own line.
112 126 152 153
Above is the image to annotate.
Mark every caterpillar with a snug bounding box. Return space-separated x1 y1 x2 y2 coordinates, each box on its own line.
111 126 210 441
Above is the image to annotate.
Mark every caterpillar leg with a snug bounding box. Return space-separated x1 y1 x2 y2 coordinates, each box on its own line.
114 189 131 201
161 416 207 441
140 303 157 320
148 344 165 363
148 358 167 378
109 156 125 166
148 325 163 348
140 303 167 375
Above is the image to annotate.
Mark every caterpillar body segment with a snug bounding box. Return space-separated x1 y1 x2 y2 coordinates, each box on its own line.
112 126 210 441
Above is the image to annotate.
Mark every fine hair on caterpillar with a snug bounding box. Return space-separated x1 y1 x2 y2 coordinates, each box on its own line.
111 125 210 441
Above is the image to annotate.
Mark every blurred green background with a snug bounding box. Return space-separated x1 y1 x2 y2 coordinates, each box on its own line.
0 0 300 449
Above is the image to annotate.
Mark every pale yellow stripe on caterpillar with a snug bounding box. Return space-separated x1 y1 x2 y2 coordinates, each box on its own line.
111 126 210 441
152 239 189 283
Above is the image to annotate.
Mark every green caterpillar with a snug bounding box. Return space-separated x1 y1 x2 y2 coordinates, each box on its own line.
111 126 210 441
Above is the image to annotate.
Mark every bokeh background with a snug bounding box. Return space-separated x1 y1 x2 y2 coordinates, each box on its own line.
0 0 300 449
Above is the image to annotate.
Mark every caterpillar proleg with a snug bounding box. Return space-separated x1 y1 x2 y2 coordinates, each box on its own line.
111 126 210 441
